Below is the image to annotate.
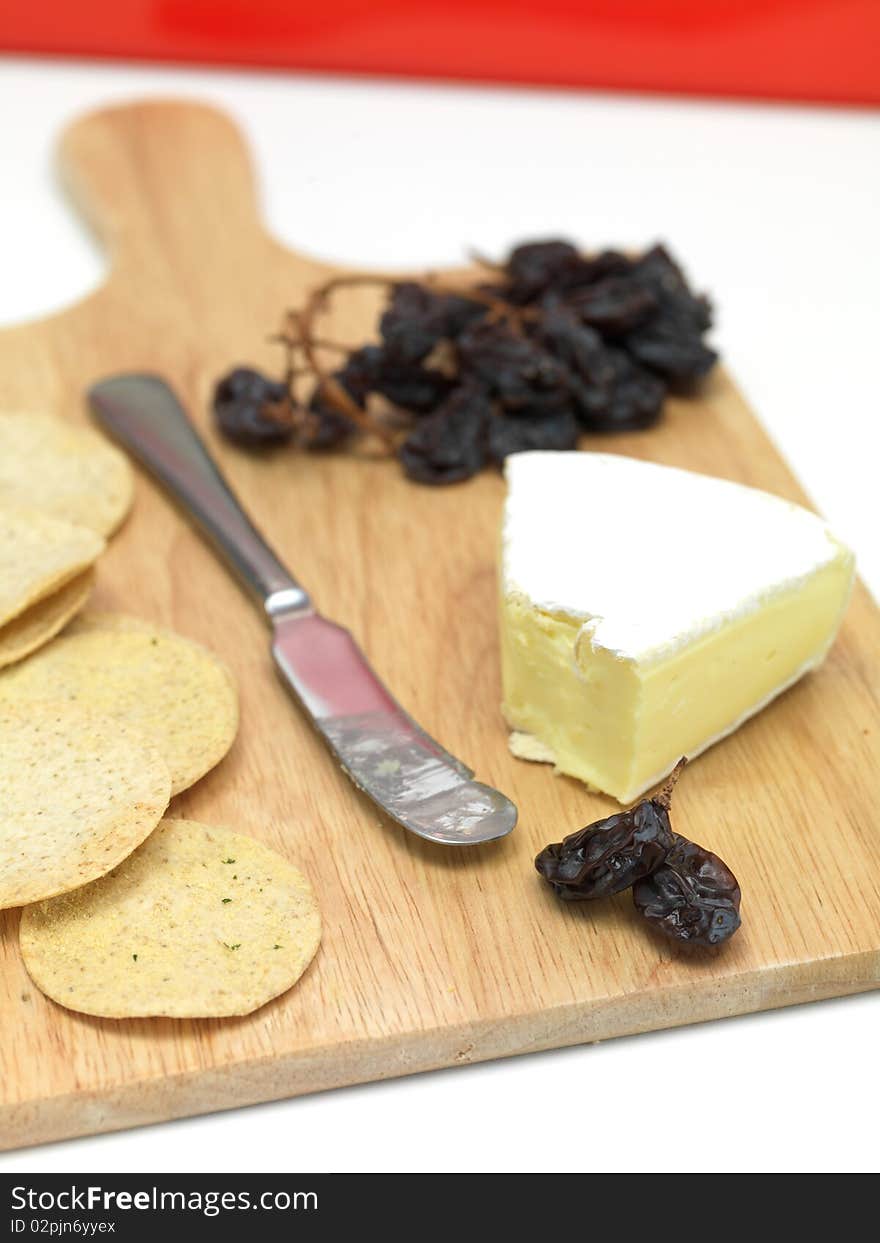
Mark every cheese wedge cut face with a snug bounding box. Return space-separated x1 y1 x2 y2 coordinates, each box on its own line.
500 452 855 804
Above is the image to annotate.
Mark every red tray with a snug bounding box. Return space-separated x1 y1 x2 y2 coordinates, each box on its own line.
3 1 879 105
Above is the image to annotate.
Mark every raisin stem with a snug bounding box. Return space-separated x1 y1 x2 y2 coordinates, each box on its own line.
301 271 517 321
268 332 360 356
421 274 526 324
284 307 396 449
259 397 298 429
274 269 530 448
652 756 688 811
281 272 520 449
466 247 505 273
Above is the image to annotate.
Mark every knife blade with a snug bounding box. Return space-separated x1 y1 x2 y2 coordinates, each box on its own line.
89 373 517 846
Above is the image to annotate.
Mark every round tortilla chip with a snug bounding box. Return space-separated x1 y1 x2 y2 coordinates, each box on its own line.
63 611 239 702
0 569 94 669
65 610 168 639
20 818 321 1018
0 504 103 629
0 631 239 796
0 702 170 910
0 412 133 536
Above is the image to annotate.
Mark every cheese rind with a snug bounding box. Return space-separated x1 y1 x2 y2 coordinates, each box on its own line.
500 452 855 804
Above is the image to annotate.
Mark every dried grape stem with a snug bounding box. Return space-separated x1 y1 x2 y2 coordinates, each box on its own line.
652 757 688 811
278 268 526 448
261 398 298 429
300 270 523 333
269 333 356 355
466 247 505 273
421 274 527 323
301 271 520 320
288 308 396 448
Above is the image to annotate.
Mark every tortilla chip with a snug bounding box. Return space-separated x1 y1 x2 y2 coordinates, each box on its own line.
0 505 103 629
65 610 165 639
0 630 238 795
0 701 170 910
20 818 321 1018
0 412 133 536
0 569 94 669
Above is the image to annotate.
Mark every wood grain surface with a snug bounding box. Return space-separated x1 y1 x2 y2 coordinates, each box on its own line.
1 101 878 1152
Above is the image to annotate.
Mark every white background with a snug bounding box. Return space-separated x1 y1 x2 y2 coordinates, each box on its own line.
0 57 878 1175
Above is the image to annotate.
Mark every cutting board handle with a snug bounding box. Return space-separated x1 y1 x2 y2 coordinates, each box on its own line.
58 100 268 278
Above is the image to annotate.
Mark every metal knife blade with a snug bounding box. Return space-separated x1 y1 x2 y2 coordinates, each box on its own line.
89 373 517 846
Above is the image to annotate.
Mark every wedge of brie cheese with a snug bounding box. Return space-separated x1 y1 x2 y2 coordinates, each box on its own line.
500 451 854 804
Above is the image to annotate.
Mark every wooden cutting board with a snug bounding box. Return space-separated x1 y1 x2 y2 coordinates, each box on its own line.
1 101 878 1153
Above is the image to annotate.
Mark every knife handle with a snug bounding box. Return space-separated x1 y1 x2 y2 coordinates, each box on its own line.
89 373 310 620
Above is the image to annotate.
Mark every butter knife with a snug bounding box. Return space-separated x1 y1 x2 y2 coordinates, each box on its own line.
89 374 517 846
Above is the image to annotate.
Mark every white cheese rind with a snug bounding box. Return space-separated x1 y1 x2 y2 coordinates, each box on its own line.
502 451 849 667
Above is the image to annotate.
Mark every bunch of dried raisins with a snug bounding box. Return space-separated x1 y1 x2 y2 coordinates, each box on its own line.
213 239 717 485
535 760 742 949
